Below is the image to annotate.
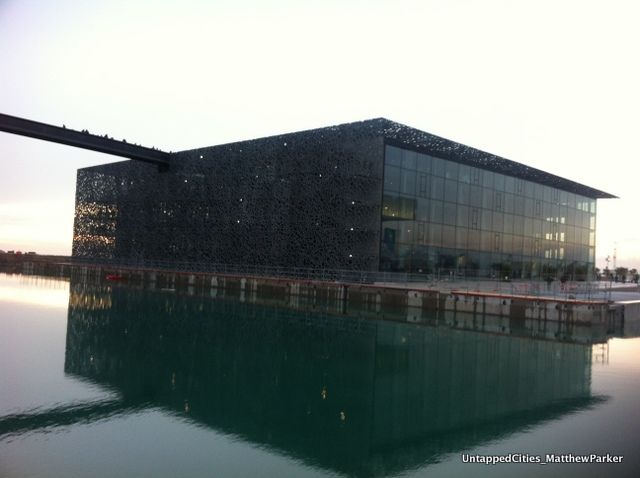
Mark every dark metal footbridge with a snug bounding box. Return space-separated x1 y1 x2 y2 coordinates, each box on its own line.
0 112 170 168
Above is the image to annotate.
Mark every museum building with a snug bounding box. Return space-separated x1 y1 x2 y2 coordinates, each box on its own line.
72 118 615 279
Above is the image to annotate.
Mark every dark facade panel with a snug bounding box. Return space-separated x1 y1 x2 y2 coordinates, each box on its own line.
73 125 385 269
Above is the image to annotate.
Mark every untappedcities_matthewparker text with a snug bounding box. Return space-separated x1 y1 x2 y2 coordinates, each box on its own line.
461 453 624 465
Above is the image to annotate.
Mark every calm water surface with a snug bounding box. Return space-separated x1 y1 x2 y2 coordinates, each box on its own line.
1 273 639 477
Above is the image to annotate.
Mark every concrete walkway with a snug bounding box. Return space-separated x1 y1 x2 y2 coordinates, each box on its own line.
373 279 640 304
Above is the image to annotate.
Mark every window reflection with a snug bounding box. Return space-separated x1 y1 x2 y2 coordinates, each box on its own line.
381 145 598 277
382 195 416 220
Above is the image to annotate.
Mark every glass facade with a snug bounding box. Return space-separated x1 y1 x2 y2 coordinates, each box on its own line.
380 145 597 279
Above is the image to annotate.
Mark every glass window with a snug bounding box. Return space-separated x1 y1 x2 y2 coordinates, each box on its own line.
523 237 534 256
416 153 431 172
401 169 416 195
534 238 541 255
432 157 445 177
524 218 533 236
418 173 429 198
396 244 411 270
523 180 534 198
430 176 444 200
503 193 514 214
581 197 589 212
493 212 504 232
382 195 415 219
402 149 417 170
471 167 482 184
442 225 456 246
581 228 589 246
494 173 505 191
470 208 480 229
384 165 400 192
535 200 542 217
573 211 582 228
445 161 459 179
428 223 442 246
494 233 502 252
503 234 514 254
513 235 524 254
443 202 457 226
416 198 429 222
398 223 414 244
382 195 398 218
503 214 515 234
385 146 402 166
470 185 482 206
430 200 444 224
459 165 471 183
482 170 494 189
514 215 524 234
457 183 470 205
382 222 399 247
468 229 480 250
416 222 426 245
504 176 515 193
514 196 525 216
480 231 493 251
456 227 468 249
559 206 568 224
444 179 458 203
559 190 568 207
457 205 469 226
525 198 535 217
481 208 492 230
483 189 494 210
495 192 503 211
400 197 416 220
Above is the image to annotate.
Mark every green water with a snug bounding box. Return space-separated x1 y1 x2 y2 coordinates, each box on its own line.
1 273 639 477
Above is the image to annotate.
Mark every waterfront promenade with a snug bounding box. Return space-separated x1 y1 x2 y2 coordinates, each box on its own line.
6 256 638 328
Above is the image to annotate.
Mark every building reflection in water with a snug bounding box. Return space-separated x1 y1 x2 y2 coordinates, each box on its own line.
27 282 608 476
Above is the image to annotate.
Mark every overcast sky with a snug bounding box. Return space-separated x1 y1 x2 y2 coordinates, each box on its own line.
1 0 638 269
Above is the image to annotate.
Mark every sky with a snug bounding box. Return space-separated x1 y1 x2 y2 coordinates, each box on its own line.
0 0 638 269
